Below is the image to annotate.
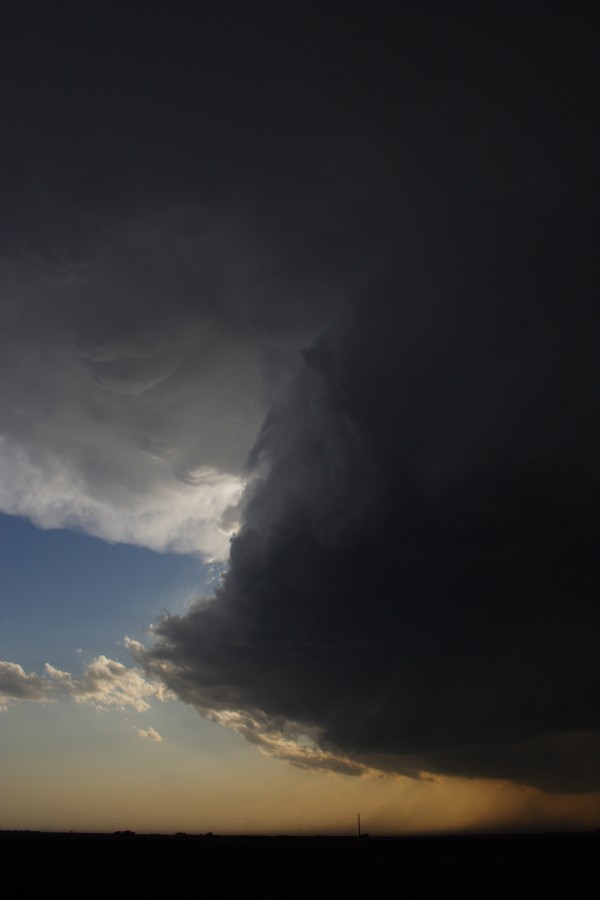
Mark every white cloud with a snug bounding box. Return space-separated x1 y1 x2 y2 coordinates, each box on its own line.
0 661 53 703
0 435 244 560
0 655 172 713
136 726 162 742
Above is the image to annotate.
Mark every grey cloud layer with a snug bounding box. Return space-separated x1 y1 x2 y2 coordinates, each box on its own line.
0 216 342 557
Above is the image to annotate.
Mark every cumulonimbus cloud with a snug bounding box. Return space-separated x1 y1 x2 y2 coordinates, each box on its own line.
2 6 598 795
132 250 599 793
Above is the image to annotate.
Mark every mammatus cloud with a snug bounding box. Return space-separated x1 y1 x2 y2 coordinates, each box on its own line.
0 655 172 712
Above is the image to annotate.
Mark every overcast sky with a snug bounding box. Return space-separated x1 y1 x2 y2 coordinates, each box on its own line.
1 5 598 833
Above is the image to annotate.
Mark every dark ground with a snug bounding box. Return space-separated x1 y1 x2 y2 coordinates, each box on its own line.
2 831 598 898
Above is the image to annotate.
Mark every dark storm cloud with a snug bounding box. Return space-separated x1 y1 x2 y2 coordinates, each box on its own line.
2 7 598 787
135 244 599 790
126 9 598 790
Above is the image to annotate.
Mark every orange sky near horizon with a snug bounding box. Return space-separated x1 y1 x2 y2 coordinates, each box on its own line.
2 700 599 836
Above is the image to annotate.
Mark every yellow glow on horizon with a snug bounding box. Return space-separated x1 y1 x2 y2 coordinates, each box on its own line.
3 752 600 836
2 702 599 836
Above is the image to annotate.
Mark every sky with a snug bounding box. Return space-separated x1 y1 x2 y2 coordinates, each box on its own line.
0 5 599 834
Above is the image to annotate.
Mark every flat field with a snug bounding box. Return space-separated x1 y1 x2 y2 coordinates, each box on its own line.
2 831 598 898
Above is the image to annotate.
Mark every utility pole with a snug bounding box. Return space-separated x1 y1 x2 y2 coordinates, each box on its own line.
357 812 361 837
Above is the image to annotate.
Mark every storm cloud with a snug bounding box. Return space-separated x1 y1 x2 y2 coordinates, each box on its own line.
2 7 598 790
135 245 599 791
